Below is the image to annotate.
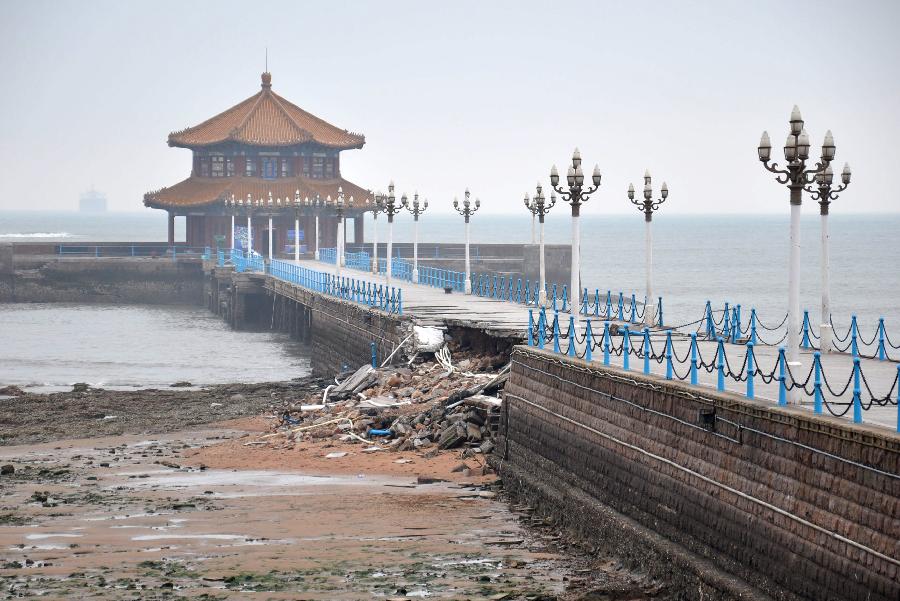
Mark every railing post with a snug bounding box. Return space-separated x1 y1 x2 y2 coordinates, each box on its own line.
552 284 558 312
527 309 535 347
594 289 600 317
561 285 568 313
851 314 859 358
630 294 638 324
723 302 731 340
705 300 714 339
716 337 725 392
746 342 755 399
801 310 812 349
852 358 862 424
603 321 611 366
778 346 787 406
690 333 698 385
750 308 758 345
524 280 531 305
665 330 673 380
896 364 900 433
622 326 631 371
657 296 664 327
567 316 576 358
733 304 742 343
516 279 522 304
813 351 822 414
371 342 377 368
581 288 588 315
398 289 403 315
537 308 546 350
552 311 561 354
605 290 612 319
877 317 886 361
643 327 651 375
618 292 624 322
585 320 593 362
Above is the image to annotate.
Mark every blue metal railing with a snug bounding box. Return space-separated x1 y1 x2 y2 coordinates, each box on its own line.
526 306 899 431
57 245 211 260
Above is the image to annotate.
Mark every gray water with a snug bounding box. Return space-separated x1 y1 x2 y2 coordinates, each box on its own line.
1 210 898 386
0 303 310 392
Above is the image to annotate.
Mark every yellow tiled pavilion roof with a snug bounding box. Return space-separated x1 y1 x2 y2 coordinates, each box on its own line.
167 72 365 150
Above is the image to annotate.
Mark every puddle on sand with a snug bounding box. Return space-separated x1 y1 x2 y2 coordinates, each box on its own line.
131 534 250 542
25 533 83 540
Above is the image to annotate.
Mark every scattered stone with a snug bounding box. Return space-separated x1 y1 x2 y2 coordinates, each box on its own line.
0 464 14 476
72 383 90 393
170 381 192 388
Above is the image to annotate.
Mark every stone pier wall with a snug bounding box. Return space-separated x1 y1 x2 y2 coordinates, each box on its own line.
497 346 899 601
0 249 204 305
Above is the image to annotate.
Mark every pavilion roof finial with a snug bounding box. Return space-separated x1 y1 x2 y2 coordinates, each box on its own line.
261 71 272 89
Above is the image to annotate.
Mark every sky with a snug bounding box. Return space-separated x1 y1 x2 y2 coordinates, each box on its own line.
1 0 898 215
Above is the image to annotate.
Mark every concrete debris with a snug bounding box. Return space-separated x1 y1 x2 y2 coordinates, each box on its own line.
259 350 507 460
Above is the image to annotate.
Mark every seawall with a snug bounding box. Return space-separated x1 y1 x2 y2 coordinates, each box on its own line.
496 346 899 601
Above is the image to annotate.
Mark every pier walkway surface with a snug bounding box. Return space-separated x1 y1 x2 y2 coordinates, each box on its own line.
284 257 899 431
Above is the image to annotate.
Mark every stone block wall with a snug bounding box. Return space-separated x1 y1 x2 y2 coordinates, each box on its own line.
499 346 899 601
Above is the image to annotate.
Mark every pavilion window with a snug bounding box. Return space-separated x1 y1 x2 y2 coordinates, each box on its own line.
199 158 210 177
262 157 277 179
280 158 291 178
211 156 224 178
324 157 334 179
302 156 310 178
311 156 325 179
225 157 235 177
245 158 257 177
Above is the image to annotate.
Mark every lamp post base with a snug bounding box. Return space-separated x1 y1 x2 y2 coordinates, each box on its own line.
314 250 320 261
820 324 833 354
787 361 803 404
412 268 419 284
539 289 547 308
464 280 472 294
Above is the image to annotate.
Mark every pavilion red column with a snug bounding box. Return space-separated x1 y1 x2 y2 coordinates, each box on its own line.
167 211 175 245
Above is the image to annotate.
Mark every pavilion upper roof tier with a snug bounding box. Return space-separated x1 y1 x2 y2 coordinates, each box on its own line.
143 175 373 212
167 72 365 150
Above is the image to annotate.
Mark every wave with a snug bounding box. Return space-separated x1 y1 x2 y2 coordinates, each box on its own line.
0 232 78 239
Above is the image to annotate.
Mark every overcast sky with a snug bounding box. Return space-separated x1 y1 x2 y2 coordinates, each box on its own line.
1 0 898 215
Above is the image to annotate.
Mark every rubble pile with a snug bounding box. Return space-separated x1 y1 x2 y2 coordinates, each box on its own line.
256 351 508 460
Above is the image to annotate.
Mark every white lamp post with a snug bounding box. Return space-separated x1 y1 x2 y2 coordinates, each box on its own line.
403 192 428 283
550 148 602 313
245 194 254 256
453 189 481 294
292 190 302 263
628 171 668 325
758 106 835 403
805 162 851 353
370 192 383 273
525 184 556 306
226 195 236 250
375 183 403 285
266 192 274 261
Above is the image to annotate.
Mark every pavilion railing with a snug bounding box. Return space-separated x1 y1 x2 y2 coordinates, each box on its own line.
57 244 210 260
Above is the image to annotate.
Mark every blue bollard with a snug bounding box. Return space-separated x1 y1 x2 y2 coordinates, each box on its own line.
552 311 561 354
877 317 886 361
801 310 812 348
397 290 403 315
716 337 725 391
567 316 576 358
623 326 631 371
851 314 859 358
733 304 742 343
723 302 731 340
657 296 664 327
777 347 787 406
746 342 755 399
516 279 522 304
537 308 546 350
750 308 758 345
371 342 377 368
643 328 651 375
594 289 600 317
561 285 569 313
705 300 715 339
896 364 900 433
552 284 558 312
602 322 611 365
585 320 594 362
605 290 612 319
630 294 638 324
665 330 673 380
527 309 535 347
581 288 588 315
813 352 823 414
690 332 699 385
852 358 862 424
618 292 625 322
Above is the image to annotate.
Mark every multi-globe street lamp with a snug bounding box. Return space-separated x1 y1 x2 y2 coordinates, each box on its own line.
550 148 602 312
524 184 556 307
453 189 480 294
628 171 668 325
804 162 851 354
403 192 428 283
369 191 384 273
333 189 354 278
758 105 835 404
375 183 404 285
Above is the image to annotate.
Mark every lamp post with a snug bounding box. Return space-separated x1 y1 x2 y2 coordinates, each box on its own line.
292 190 303 263
524 194 538 244
333 190 353 278
266 191 275 261
453 189 480 294
375 183 403 285
758 105 835 403
525 184 556 307
628 171 668 325
304 195 323 261
550 148 602 312
370 191 384 273
403 192 428 283
804 162 851 354
226 195 237 250
244 194 254 256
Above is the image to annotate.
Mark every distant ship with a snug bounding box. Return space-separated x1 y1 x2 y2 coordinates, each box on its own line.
79 189 107 212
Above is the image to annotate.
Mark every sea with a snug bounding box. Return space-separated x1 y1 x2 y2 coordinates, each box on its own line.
1 210 898 390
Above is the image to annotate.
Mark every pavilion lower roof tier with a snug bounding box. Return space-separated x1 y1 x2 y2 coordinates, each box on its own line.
143 176 373 212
